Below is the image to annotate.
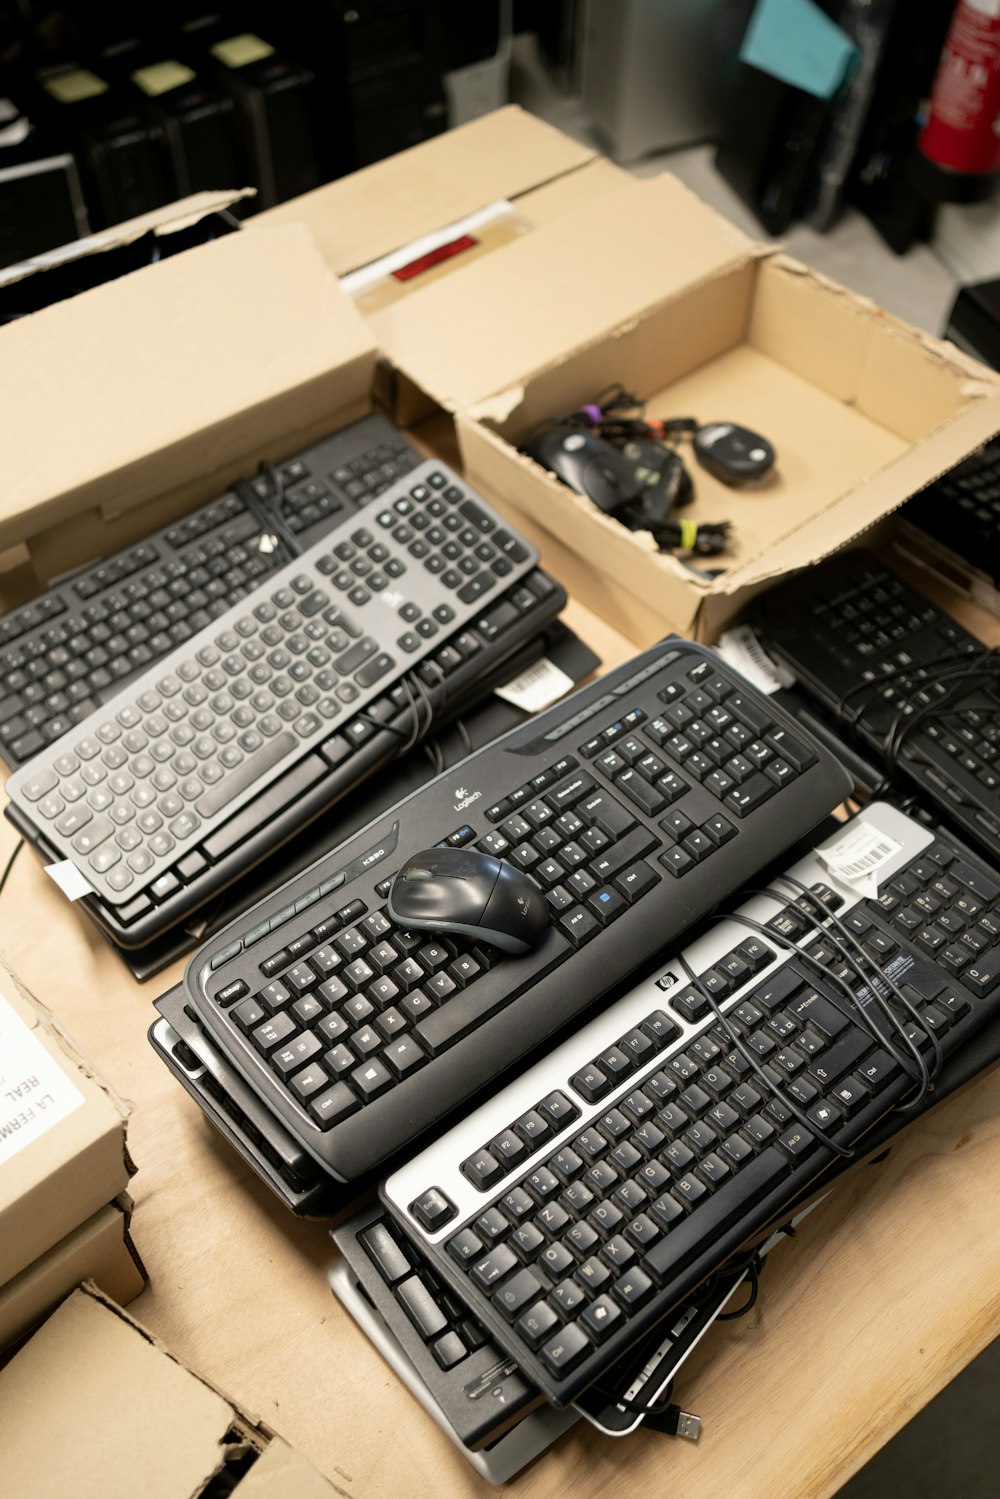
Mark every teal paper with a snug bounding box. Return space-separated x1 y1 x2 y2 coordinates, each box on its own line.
739 0 858 100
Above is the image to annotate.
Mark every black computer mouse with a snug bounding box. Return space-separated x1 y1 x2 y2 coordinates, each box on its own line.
691 422 776 485
387 847 550 955
523 425 643 514
620 437 694 511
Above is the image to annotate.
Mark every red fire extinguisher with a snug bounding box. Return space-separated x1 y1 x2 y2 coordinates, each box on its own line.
918 0 1000 199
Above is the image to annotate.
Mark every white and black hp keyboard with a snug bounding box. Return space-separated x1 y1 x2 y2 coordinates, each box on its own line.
380 802 1000 1408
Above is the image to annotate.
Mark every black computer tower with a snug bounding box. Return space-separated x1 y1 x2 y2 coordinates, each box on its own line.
181 16 320 209
0 87 90 267
97 37 241 200
26 59 175 227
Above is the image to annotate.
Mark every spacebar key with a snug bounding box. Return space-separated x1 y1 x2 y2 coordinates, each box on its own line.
201 753 329 860
415 938 570 1055
641 1147 791 1286
196 732 298 819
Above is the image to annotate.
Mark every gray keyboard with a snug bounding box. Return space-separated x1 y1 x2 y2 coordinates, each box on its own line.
6 460 539 926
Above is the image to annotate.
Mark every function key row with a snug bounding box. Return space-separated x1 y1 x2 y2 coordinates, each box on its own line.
461 1090 583 1192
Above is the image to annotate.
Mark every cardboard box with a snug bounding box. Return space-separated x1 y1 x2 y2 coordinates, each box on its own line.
0 109 617 607
0 956 132 1288
0 1197 144 1351
0 189 379 608
255 105 630 424
259 108 1000 644
0 1286 340 1496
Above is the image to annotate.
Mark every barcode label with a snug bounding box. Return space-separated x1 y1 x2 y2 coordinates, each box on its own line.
715 625 796 696
818 822 903 897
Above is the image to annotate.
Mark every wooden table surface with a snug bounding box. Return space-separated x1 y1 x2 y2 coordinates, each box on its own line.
4 463 1000 1499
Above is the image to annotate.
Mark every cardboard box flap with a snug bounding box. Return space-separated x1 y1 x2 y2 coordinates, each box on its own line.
0 1289 240 1497
253 104 597 276
366 172 764 414
718 387 1000 595
236 1440 337 1497
0 221 377 544
0 188 253 288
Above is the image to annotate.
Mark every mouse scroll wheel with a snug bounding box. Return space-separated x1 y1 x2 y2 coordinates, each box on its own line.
597 464 621 486
403 867 432 880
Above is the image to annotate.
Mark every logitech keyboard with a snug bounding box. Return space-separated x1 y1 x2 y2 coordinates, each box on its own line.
5 459 559 948
380 802 1000 1408
0 412 418 769
156 639 851 1191
746 550 1000 854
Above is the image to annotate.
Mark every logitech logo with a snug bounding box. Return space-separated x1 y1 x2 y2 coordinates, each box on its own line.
453 785 482 811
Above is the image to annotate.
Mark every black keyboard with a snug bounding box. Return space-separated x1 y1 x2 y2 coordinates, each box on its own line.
0 412 419 769
160 639 850 1189
333 1202 543 1452
746 550 1000 853
380 802 1000 1408
903 439 1000 587
330 1193 813 1465
328 1205 581 1480
6 460 559 948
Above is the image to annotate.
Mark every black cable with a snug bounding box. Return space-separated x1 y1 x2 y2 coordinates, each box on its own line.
767 873 943 1094
0 839 24 899
834 642 991 724
422 737 445 776
717 1256 761 1320
675 942 855 1161
454 717 474 760
232 474 299 565
735 896 931 1102
883 658 1000 785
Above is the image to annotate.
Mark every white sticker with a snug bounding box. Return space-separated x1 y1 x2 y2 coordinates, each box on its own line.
44 860 95 901
0 993 85 1165
494 657 576 714
817 821 903 898
715 625 796 697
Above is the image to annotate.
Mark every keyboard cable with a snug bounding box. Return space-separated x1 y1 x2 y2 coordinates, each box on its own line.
0 838 24 899
674 936 855 1162
763 873 943 1104
832 644 1000 801
719 898 934 1108
233 472 301 566
673 887 940 1158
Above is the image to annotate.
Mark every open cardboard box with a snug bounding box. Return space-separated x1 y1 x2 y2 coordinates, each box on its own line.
0 956 132 1290
0 1286 338 1495
340 163 1000 646
0 190 378 611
